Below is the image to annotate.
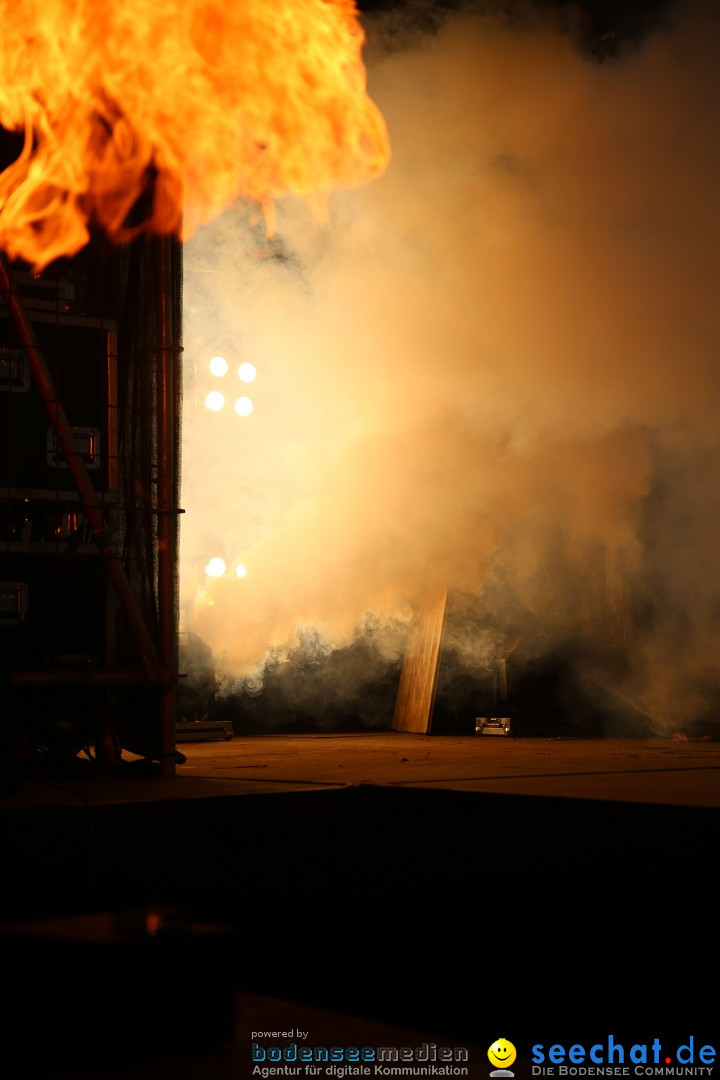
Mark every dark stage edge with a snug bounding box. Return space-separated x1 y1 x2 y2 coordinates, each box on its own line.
2 733 718 1053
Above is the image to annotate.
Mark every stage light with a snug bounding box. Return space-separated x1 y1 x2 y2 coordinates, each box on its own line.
209 356 228 376
238 362 257 383
205 557 226 577
236 563 248 579
205 391 225 411
235 396 254 416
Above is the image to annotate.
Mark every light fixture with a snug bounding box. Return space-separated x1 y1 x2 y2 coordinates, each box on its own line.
235 396 254 416
204 557 226 577
209 356 228 376
205 391 225 411
238 362 257 383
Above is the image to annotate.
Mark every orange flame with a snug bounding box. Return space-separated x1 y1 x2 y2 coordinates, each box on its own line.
0 0 389 269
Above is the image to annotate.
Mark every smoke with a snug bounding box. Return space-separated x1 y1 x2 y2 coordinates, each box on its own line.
180 0 720 731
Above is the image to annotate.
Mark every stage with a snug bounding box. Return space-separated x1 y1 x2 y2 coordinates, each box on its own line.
5 731 719 806
2 732 718 1071
175 732 720 804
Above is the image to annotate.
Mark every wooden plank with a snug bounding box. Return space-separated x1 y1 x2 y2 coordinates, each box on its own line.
392 589 448 734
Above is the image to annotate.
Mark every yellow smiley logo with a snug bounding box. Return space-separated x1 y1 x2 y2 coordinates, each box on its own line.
488 1039 517 1070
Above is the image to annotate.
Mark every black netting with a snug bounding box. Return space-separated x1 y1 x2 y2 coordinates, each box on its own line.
116 231 184 655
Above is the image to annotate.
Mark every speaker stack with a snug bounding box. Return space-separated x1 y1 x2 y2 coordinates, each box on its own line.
0 271 118 677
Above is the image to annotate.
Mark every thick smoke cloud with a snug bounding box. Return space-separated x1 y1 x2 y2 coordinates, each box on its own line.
180 0 720 731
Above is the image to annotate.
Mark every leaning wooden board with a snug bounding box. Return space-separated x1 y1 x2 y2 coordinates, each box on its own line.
392 589 448 734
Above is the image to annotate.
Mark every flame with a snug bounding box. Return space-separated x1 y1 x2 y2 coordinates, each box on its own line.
0 0 389 269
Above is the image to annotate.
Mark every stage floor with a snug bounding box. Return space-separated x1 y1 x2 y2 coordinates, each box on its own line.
176 731 720 806
3 731 718 809
2 730 718 1055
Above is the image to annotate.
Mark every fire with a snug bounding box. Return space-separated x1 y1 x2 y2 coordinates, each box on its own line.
0 0 389 269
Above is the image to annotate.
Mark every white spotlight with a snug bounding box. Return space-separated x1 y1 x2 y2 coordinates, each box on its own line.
205 391 225 411
236 563 248 579
209 356 228 377
235 396 254 416
204 557 226 577
237 362 257 383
